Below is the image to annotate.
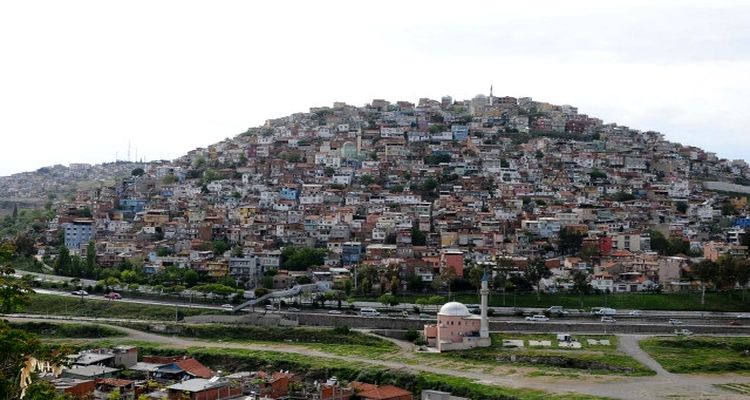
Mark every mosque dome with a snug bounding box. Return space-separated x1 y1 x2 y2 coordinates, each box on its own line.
438 301 471 317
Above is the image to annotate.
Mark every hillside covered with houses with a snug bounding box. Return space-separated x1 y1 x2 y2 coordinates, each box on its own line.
4 92 750 299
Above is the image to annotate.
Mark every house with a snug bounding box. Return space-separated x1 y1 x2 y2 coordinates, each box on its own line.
166 378 242 400
350 382 413 400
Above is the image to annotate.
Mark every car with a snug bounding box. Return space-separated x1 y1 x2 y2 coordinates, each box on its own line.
675 328 693 336
418 313 433 320
601 316 616 323
104 292 121 300
328 309 342 314
525 315 550 322
628 310 642 317
359 307 381 317
265 304 274 311
592 307 617 316
547 306 569 316
71 290 88 296
668 319 683 325
736 313 750 319
287 307 300 312
729 320 741 326
221 304 234 309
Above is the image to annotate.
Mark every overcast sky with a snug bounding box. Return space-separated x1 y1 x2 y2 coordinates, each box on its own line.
1 1 748 176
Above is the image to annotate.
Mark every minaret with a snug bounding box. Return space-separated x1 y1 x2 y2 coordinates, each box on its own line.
489 84 493 106
480 271 490 339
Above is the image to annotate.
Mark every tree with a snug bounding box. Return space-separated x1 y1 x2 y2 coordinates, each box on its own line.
378 293 399 308
675 201 688 214
525 258 552 300
0 242 32 313
184 269 199 287
692 260 717 306
571 270 591 308
281 247 326 271
735 259 750 302
131 167 145 177
411 227 426 246
438 266 458 296
54 246 71 276
86 241 96 272
558 227 584 256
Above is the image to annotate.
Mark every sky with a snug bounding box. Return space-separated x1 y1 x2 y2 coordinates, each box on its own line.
0 1 748 176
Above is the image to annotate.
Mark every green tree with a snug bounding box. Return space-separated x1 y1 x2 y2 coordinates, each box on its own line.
184 269 199 287
692 260 717 306
675 201 688 214
571 270 591 308
558 227 584 256
54 246 71 276
0 243 32 313
378 293 398 308
86 241 96 272
281 247 326 271
131 167 145 177
525 258 552 300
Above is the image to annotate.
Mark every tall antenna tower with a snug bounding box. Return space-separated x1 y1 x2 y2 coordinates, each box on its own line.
127 140 131 162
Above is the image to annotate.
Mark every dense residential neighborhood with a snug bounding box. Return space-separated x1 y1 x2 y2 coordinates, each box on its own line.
2 92 750 302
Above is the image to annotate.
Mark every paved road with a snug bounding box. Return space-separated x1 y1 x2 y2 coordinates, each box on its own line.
7 315 750 399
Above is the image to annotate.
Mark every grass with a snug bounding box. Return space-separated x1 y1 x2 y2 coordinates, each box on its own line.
355 291 750 312
64 339 609 400
19 293 221 320
119 322 398 357
9 321 125 338
432 333 654 376
640 336 750 374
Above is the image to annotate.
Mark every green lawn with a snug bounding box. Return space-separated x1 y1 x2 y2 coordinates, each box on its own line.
640 336 750 373
120 322 399 357
19 293 221 320
10 321 125 338
64 340 609 400
357 291 750 312
432 333 653 376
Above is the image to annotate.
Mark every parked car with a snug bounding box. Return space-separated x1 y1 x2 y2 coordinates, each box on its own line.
668 319 683 325
547 306 569 316
104 292 121 300
221 304 234 310
71 290 88 296
328 309 342 314
736 313 750 319
675 328 693 336
525 315 550 322
287 307 300 312
628 310 642 317
601 316 616 323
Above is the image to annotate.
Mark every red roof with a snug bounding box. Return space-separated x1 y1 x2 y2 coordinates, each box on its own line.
351 382 412 400
176 358 214 379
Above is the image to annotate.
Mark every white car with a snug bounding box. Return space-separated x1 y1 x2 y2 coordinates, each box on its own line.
327 309 342 314
736 314 750 319
287 307 300 312
601 316 616 323
668 319 683 325
221 304 233 309
525 315 550 322
675 328 693 336
71 290 89 296
628 310 642 317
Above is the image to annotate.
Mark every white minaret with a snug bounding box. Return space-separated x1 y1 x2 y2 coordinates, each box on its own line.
480 272 490 339
489 84 493 106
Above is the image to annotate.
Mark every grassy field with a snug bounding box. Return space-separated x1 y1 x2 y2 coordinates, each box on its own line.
357 291 750 312
67 340 608 400
9 321 125 338
640 336 750 373
121 322 398 357
19 293 222 320
433 333 654 376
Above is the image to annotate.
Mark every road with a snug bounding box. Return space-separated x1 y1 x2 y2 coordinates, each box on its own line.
6 315 750 400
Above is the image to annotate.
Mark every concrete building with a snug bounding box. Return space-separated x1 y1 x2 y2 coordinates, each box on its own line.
63 219 94 252
423 276 491 352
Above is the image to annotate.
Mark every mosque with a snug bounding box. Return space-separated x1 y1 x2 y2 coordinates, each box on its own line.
423 275 492 352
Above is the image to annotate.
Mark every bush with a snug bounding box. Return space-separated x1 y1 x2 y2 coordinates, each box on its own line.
332 325 351 335
405 329 420 342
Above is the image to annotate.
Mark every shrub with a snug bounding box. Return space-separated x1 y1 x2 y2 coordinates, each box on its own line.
405 329 420 342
